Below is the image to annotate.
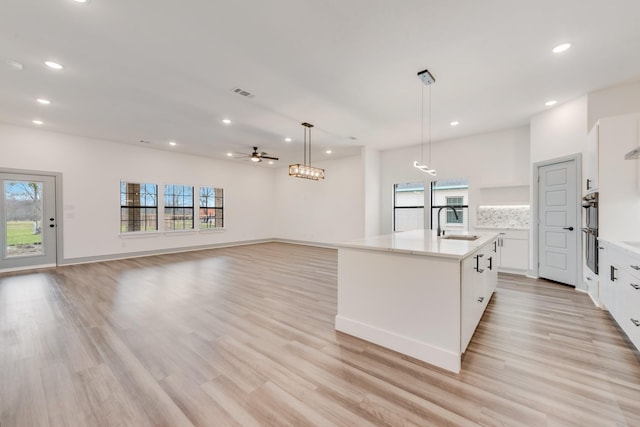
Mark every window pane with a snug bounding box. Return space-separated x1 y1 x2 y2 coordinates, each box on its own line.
393 182 424 231
199 187 224 229
164 185 194 230
394 208 424 232
120 182 158 232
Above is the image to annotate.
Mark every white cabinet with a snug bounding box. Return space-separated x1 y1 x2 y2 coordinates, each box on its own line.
586 123 599 193
599 240 640 352
493 230 529 273
461 238 498 351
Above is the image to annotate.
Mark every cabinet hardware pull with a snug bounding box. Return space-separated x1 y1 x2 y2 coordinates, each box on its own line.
631 265 640 271
562 226 574 231
586 277 592 281
611 265 618 281
631 319 640 327
477 297 484 303
493 241 497 252
586 178 592 190
474 254 484 273
488 257 493 270
630 283 640 290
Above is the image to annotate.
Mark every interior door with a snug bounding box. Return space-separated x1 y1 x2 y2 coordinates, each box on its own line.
1 173 57 270
538 160 578 286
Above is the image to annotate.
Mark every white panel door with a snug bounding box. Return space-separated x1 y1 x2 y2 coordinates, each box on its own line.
538 160 578 286
1 173 57 270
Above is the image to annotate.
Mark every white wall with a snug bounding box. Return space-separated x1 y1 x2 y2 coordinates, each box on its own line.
363 147 381 237
588 79 640 131
530 96 588 165
380 126 530 235
1 124 276 262
273 154 365 244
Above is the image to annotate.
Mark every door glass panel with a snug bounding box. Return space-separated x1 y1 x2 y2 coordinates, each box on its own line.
4 180 44 258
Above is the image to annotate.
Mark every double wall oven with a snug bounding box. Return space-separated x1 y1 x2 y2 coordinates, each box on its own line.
582 192 598 274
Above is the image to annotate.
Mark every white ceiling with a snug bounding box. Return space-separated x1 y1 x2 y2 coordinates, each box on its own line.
2 0 640 166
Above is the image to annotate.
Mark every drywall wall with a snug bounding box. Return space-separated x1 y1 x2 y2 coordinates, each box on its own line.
588 79 640 131
363 147 381 237
379 126 530 235
273 154 365 245
530 96 588 165
1 123 276 262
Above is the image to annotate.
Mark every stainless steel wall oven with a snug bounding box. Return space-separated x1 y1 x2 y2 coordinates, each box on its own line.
582 192 598 274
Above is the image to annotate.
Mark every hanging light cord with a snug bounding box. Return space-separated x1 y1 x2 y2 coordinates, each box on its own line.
421 83 425 164
428 83 432 167
304 126 307 166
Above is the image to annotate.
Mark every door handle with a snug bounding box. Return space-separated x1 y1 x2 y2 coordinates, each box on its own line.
563 226 574 231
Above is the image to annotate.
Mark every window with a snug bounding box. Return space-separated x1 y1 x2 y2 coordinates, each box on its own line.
164 185 194 230
120 182 158 232
430 178 469 231
199 187 224 229
446 196 464 224
393 182 424 231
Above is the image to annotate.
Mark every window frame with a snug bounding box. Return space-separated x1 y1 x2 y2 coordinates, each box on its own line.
199 186 224 229
393 182 425 232
163 184 195 231
120 182 158 233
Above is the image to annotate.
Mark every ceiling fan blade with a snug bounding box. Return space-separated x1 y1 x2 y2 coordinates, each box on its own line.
260 155 279 161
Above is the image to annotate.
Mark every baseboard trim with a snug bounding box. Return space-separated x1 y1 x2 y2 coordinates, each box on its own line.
334 315 461 373
58 238 274 266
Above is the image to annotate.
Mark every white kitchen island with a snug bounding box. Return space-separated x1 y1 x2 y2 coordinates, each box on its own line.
335 229 499 373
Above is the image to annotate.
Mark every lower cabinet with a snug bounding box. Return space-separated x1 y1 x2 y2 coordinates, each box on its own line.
496 230 529 273
600 240 640 351
461 238 498 351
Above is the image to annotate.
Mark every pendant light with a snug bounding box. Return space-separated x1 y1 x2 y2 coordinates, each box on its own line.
289 122 325 180
413 69 437 176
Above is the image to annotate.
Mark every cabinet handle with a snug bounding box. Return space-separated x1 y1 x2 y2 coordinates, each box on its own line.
586 277 592 281
610 265 618 281
586 178 592 190
631 319 640 327
493 241 497 252
631 265 640 271
488 256 493 271
477 297 484 303
630 283 640 290
475 254 484 273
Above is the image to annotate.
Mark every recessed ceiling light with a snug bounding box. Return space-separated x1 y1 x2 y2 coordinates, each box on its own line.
44 61 63 70
545 100 558 106
552 43 571 53
450 121 459 126
268 161 274 165
284 137 292 142
169 141 177 146
37 98 51 105
32 120 44 125
4 59 24 70
222 118 231 125
325 150 332 154
226 152 233 157
73 0 88 3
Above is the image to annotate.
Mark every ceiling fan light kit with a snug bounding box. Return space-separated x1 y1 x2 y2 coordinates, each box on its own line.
289 122 325 180
414 68 437 176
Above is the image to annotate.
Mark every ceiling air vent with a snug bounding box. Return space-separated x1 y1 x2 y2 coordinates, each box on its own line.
231 87 255 98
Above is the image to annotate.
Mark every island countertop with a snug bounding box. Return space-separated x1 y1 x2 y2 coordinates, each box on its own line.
336 229 499 260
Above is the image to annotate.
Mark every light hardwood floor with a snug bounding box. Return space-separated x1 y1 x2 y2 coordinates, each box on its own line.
1 242 639 426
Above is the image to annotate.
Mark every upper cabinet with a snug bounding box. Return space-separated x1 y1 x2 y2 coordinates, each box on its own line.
586 123 599 193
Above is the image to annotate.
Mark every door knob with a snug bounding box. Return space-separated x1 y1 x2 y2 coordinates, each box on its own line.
563 226 574 231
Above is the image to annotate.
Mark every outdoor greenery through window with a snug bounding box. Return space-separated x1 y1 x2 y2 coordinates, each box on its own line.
120 182 158 232
199 187 224 229
393 182 425 232
164 185 194 230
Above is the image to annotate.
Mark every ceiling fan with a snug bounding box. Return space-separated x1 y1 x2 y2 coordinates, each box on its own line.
237 146 279 163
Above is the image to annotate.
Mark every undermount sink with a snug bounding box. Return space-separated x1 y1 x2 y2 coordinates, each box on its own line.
440 235 480 241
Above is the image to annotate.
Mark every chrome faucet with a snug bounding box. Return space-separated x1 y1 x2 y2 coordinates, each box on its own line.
437 206 459 237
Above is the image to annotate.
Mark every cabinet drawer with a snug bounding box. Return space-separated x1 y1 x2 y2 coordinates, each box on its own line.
615 270 640 349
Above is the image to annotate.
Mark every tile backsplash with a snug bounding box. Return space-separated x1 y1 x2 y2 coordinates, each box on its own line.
476 205 530 229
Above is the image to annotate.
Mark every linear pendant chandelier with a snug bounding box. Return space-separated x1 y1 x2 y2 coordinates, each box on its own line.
289 122 325 180
413 69 437 176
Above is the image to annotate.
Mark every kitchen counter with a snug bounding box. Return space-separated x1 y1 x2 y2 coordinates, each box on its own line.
336 229 499 259
335 230 499 373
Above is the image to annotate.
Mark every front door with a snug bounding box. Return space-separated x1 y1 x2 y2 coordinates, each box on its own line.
0 173 57 270
538 160 578 286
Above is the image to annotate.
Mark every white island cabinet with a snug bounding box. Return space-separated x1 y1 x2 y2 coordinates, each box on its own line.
335 230 498 373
